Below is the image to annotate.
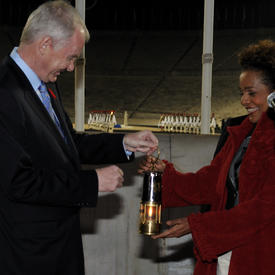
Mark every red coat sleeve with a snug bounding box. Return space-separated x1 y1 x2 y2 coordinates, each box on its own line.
161 153 225 208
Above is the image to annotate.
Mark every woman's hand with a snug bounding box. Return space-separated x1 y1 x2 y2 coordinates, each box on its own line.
151 217 191 239
138 155 166 174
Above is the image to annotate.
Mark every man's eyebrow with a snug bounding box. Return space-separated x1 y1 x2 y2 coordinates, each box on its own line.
68 54 79 59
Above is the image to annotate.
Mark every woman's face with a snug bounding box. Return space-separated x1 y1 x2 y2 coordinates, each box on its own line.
240 70 272 123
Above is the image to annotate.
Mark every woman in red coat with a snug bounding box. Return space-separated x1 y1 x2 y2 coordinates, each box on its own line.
139 40 275 275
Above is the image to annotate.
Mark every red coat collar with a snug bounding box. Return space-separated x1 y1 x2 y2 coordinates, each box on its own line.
227 112 275 149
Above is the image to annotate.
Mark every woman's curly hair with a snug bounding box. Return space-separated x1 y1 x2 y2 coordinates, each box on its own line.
238 39 275 89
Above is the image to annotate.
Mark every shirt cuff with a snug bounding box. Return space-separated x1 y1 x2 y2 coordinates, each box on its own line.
122 141 133 159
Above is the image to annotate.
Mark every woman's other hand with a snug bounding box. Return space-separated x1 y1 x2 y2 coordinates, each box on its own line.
137 155 166 174
151 217 191 239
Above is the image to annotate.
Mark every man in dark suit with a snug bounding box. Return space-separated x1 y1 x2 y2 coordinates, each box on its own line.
0 1 158 274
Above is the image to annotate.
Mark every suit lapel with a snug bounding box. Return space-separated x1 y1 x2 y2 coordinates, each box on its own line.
46 84 79 158
6 56 78 164
26 87 78 159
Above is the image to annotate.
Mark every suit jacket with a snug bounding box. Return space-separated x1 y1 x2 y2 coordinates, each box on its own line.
0 56 132 275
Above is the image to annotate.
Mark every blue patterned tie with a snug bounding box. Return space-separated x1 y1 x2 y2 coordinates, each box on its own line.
39 82 66 140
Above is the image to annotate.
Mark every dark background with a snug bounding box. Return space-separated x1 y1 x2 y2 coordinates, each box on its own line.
1 0 275 125
1 0 275 31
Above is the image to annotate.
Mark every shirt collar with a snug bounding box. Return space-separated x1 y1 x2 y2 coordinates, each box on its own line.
10 47 41 91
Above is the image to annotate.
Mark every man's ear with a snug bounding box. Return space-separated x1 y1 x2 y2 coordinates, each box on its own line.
39 36 53 55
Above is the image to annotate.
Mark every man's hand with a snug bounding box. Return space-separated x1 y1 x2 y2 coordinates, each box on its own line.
96 165 124 192
151 217 191 239
123 130 158 155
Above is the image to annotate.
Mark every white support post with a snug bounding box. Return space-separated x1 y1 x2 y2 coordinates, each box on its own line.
200 0 214 134
75 0 86 132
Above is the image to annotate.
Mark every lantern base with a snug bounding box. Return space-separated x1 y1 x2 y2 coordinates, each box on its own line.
139 221 161 235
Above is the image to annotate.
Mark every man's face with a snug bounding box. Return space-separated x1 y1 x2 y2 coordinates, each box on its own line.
40 28 85 83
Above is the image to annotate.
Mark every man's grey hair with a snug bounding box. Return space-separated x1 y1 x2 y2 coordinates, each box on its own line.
20 0 90 48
